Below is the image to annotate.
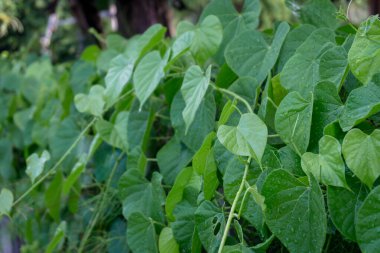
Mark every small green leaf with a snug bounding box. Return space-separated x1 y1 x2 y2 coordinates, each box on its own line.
45 221 67 253
203 151 219 200
217 113 268 163
275 91 313 155
74 85 105 117
45 170 63 222
63 159 85 195
133 50 169 107
348 16 380 84
193 132 216 175
356 186 380 252
104 54 134 106
170 31 195 63
127 212 158 253
301 135 348 188
181 65 211 133
159 227 180 253
26 150 50 183
342 129 380 188
218 99 237 127
261 169 326 253
0 188 13 217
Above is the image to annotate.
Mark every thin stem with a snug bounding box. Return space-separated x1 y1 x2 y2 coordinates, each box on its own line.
12 118 97 207
146 158 158 162
267 97 278 109
237 184 251 219
78 152 124 253
218 157 252 253
212 84 253 114
268 134 279 138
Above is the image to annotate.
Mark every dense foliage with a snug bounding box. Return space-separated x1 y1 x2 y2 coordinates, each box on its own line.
1 0 380 252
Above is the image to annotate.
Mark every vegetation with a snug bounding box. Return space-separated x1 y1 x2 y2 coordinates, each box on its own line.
1 0 380 252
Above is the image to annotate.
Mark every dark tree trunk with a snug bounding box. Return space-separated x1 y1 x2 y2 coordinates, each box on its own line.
369 0 380 15
68 0 103 34
115 0 172 37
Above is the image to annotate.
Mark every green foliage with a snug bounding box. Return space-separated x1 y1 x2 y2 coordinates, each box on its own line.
3 1 380 253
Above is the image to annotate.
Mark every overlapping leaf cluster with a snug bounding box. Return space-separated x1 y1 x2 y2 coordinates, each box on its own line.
1 0 380 252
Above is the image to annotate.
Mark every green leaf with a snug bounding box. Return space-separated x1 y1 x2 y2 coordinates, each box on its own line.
200 0 261 64
319 46 348 88
348 16 380 84
178 15 223 64
166 167 201 221
95 111 129 152
159 227 180 253
356 185 380 252
217 113 267 163
170 31 195 63
26 150 50 183
74 85 105 117
218 99 237 127
181 65 211 133
45 221 66 253
118 170 165 222
193 132 216 175
107 219 129 253
126 212 158 253
339 80 380 131
309 81 343 151
280 28 335 95
171 88 216 152
133 50 169 107
225 22 289 84
195 200 225 253
0 188 13 217
295 0 338 29
342 129 380 188
104 54 134 106
275 91 313 155
327 180 367 241
203 151 219 200
261 169 326 253
301 135 348 188
63 159 85 195
157 136 194 185
45 170 63 222
137 24 167 58
229 77 260 108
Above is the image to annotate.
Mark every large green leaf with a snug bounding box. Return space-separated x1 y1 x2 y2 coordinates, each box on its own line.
159 227 180 253
104 54 134 106
301 135 348 188
348 16 380 84
166 167 201 221
157 136 194 185
275 91 313 155
342 129 380 188
0 188 13 217
127 212 158 253
200 0 261 64
319 46 348 88
195 201 225 253
225 22 289 84
217 113 267 163
26 150 50 183
261 169 326 253
133 50 169 107
280 28 335 95
356 186 380 253
180 65 212 133
74 85 105 117
339 80 380 131
118 170 165 222
177 15 223 64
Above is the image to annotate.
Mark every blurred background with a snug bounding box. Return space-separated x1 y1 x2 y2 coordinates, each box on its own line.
0 0 378 63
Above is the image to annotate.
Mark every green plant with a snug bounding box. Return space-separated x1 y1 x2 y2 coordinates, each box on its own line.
1 0 380 252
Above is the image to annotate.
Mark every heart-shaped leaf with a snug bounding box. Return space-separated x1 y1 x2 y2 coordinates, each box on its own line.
217 113 267 163
26 150 50 183
301 135 348 188
342 129 380 188
74 85 105 117
0 188 13 217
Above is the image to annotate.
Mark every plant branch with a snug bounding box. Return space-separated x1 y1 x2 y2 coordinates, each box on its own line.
218 157 252 253
212 84 253 114
12 118 97 207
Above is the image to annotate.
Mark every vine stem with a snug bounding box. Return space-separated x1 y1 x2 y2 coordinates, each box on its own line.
78 152 124 253
218 157 252 253
12 118 97 207
211 84 253 114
